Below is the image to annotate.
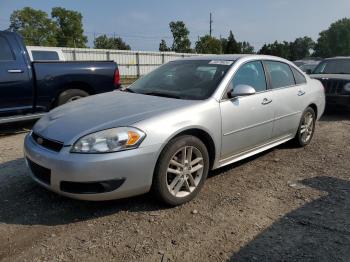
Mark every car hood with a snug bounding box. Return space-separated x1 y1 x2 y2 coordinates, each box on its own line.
33 91 196 145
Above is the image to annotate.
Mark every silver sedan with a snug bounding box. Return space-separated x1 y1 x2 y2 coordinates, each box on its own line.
24 55 325 205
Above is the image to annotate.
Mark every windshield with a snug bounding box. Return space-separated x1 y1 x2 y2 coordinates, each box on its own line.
313 59 350 74
128 60 233 100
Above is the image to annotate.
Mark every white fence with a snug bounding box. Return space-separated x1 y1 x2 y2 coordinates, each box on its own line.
60 47 202 78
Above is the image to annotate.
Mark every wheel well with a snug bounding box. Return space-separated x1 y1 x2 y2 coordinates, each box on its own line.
308 103 318 118
51 82 94 109
173 129 216 170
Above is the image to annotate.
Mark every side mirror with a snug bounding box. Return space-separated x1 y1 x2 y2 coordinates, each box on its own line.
228 84 256 98
305 69 312 75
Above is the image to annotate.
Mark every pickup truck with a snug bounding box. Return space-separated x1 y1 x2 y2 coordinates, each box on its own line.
0 31 120 124
310 57 350 109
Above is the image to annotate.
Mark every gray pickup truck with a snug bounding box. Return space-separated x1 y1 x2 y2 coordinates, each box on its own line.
0 31 121 124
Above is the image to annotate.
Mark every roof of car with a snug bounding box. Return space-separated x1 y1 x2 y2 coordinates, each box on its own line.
324 56 350 60
183 54 251 61
182 54 291 63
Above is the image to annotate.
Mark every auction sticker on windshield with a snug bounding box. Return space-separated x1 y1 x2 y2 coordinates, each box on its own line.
209 60 234 65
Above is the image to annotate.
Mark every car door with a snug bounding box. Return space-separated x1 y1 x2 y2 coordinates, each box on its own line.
220 60 274 159
0 34 33 116
263 61 304 139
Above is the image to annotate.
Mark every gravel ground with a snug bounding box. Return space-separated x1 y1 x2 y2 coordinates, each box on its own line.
0 110 349 262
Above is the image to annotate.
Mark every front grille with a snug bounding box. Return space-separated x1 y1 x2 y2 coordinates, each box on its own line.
27 158 51 185
60 179 125 194
32 132 64 152
320 79 347 94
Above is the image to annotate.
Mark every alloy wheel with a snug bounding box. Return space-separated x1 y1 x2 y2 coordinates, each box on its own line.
300 111 314 143
166 146 204 198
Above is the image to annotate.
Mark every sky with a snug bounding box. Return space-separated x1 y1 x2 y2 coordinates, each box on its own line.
0 0 349 51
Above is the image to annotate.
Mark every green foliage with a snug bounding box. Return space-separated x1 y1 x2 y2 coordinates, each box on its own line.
159 39 170 51
258 41 291 59
238 41 255 54
94 34 131 50
8 7 87 48
314 18 350 57
259 37 315 60
169 21 191 53
289 37 315 60
9 7 58 46
195 35 222 54
223 31 240 54
220 31 254 54
51 7 87 47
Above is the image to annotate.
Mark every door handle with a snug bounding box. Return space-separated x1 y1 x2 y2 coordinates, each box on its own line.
8 69 23 73
262 98 272 105
298 90 306 96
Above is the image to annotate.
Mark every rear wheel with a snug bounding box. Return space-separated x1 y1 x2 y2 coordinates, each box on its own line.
57 89 89 106
293 107 316 147
152 135 209 206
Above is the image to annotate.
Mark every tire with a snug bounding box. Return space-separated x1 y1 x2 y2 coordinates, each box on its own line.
152 135 209 206
293 107 316 147
57 89 89 106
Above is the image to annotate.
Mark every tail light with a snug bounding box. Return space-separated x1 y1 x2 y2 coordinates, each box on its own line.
113 69 121 88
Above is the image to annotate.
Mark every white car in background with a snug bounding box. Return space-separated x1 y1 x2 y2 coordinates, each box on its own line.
26 46 65 61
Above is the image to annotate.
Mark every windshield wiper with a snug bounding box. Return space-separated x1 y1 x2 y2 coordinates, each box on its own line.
144 91 182 99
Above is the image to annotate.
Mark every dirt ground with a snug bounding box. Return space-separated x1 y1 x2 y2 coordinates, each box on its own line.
0 110 349 262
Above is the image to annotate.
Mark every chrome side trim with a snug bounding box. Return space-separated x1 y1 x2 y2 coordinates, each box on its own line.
216 134 293 168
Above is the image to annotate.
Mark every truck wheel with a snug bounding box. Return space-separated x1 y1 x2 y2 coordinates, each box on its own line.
152 135 209 206
57 89 89 106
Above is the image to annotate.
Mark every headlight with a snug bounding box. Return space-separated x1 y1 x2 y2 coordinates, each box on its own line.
344 83 350 92
71 127 146 153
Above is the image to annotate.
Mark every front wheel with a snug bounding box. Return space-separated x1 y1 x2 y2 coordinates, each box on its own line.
152 135 209 206
293 107 316 147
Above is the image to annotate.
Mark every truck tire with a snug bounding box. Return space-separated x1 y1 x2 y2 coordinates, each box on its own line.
57 89 89 106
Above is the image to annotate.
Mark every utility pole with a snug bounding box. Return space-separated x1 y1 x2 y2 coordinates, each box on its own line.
209 12 213 36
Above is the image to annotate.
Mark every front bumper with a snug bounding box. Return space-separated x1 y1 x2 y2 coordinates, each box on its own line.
24 134 161 201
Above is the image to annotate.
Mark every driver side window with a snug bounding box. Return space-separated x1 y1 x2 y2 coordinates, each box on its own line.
230 61 267 93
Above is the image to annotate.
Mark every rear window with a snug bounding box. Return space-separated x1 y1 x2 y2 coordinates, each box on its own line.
32 50 60 61
313 59 350 74
291 67 307 85
0 36 15 61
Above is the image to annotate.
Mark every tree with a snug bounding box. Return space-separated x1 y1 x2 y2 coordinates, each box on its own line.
258 41 291 59
314 18 350 57
238 41 255 54
159 39 170 51
195 35 222 54
94 34 131 50
9 7 58 46
223 31 240 54
169 21 191 53
289 36 315 60
51 7 87 47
